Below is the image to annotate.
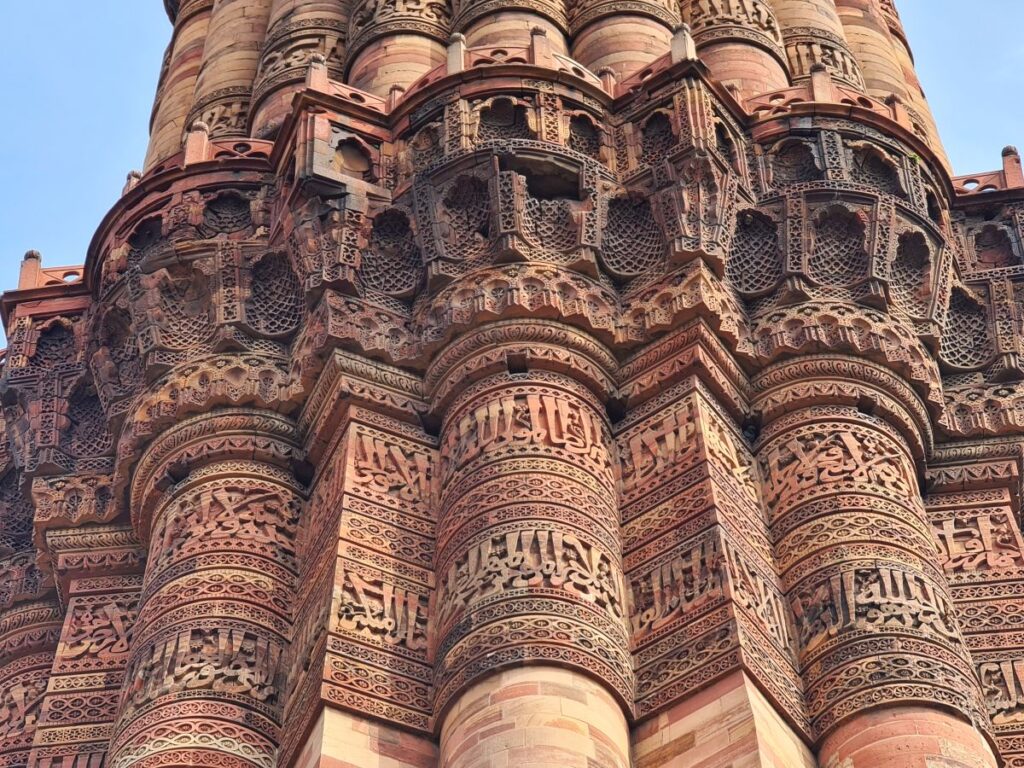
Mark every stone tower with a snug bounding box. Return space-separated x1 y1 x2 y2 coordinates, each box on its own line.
4 1 1024 766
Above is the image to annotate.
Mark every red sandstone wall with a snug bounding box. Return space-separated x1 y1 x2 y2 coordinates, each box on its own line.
2 1 1024 767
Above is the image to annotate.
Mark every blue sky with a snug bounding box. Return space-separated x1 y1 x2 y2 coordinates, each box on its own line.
0 1 1021 296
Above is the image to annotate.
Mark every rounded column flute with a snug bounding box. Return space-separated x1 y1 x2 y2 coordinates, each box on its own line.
108 411 303 768
753 358 997 768
429 323 632 768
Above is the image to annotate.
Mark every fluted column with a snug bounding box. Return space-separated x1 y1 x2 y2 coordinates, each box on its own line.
250 0 351 137
108 411 302 768
430 324 631 768
455 0 569 52
145 0 214 170
860 0 948 166
189 0 273 140
0 553 61 768
569 0 675 79
683 0 790 99
345 0 450 95
753 358 997 767
769 0 864 90
832 0 905 99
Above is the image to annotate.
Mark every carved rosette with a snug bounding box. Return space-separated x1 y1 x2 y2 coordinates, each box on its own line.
753 359 992 742
430 326 632 717
108 411 303 768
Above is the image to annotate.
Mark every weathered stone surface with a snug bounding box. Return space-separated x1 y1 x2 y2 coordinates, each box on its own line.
2 1 1022 766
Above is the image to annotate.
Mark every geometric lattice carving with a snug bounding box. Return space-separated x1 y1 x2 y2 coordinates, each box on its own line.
97 306 143 391
807 206 869 287
524 196 577 253
201 192 252 236
410 123 443 172
942 287 994 370
849 147 901 196
974 225 1017 269
889 232 931 316
246 253 304 337
0 471 32 555
926 191 943 225
126 217 164 268
715 123 737 170
477 99 531 142
727 210 782 294
12 17 1024 768
159 263 214 349
640 112 674 166
772 141 820 185
568 115 600 159
441 177 491 259
362 209 422 298
32 322 75 369
64 387 113 458
601 196 665 280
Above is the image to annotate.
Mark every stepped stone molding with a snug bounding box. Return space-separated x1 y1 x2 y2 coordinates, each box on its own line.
3 1 1024 766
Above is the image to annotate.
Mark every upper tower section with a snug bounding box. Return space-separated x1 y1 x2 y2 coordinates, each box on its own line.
144 0 949 170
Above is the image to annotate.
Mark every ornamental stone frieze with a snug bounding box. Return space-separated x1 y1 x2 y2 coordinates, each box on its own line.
4 1 1024 766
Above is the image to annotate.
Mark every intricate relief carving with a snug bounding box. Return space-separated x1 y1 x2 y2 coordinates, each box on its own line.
63 598 138 660
760 426 915 510
629 535 722 638
600 195 666 282
688 0 783 50
941 286 995 371
150 484 299 565
806 205 870 288
254 18 347 103
0 551 48 611
15 17 1024 766
931 506 1024 580
441 386 609 480
187 90 251 139
0 673 45 738
287 196 366 294
123 627 283 709
724 542 791 649
792 565 960 656
245 252 304 338
349 0 451 50
335 567 428 651
783 28 864 88
619 396 698 496
981 658 1024 726
350 426 436 507
727 209 783 295
439 528 624 623
360 209 423 300
32 474 115 529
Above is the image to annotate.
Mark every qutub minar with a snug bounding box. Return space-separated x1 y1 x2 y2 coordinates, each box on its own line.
5 1 1024 767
